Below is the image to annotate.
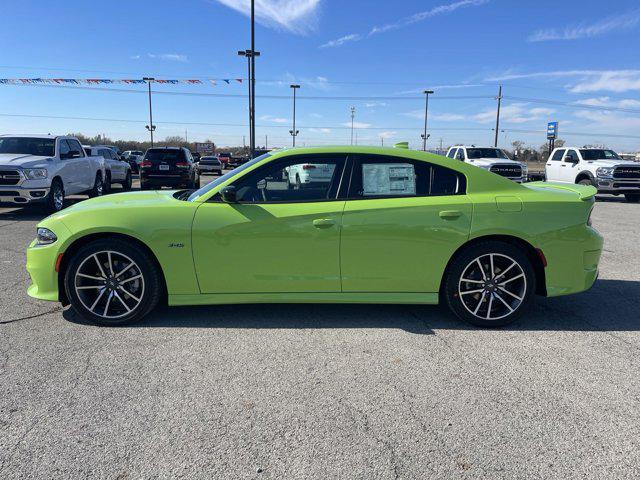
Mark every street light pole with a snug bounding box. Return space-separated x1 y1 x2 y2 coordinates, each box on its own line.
350 106 355 145
289 84 300 146
250 0 256 157
143 77 156 146
421 89 434 151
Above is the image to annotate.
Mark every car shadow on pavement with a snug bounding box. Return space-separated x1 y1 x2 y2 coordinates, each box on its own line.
62 279 640 334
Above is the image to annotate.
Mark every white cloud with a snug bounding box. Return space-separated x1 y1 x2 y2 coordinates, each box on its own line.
259 115 289 123
364 101 388 108
214 0 321 34
370 0 489 35
309 113 323 118
319 34 362 48
528 10 640 42
308 127 331 133
379 131 397 139
574 97 640 108
486 69 640 93
473 103 554 124
342 121 372 129
147 53 188 62
130 54 141 60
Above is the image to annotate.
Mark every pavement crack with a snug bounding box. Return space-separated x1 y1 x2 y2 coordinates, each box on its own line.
0 306 63 325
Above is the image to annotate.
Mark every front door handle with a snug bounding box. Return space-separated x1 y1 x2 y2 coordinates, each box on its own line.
313 218 336 228
439 210 462 219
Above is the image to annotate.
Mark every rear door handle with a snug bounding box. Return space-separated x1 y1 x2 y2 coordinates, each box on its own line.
313 218 336 228
439 210 462 219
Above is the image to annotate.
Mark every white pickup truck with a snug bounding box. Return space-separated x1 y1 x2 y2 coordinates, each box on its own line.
0 134 106 212
545 147 640 202
445 145 528 183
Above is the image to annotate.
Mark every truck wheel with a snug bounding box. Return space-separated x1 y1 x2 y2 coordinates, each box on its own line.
89 173 105 198
578 178 595 187
121 171 132 191
44 178 65 213
625 193 640 203
64 238 163 326
443 241 535 327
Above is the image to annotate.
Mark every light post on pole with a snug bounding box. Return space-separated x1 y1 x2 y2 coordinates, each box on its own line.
421 89 434 151
289 84 300 146
143 77 156 146
350 106 356 145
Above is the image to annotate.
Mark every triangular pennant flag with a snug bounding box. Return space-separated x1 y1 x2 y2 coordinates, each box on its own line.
209 79 217 86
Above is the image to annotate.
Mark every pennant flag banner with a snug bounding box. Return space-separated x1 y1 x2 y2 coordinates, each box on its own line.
0 78 246 86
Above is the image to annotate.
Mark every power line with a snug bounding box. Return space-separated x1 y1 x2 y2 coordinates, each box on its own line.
2 112 640 139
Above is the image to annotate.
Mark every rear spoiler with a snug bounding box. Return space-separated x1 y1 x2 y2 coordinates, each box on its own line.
525 181 597 201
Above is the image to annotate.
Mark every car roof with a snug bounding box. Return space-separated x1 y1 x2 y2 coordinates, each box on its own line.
0 134 59 139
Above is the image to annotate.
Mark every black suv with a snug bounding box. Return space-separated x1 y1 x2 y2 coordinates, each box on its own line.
139 147 200 190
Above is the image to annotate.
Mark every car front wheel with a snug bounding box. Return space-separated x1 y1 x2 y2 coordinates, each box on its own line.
444 242 535 327
64 239 163 326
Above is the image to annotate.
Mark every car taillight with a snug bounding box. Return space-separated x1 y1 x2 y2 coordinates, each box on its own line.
175 162 190 169
140 160 152 168
302 164 316 170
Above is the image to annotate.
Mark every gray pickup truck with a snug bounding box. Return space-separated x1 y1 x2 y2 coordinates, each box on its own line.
0 135 106 212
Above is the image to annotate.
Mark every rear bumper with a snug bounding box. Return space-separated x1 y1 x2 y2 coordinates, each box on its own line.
543 225 603 297
199 165 222 172
0 186 49 204
140 173 191 186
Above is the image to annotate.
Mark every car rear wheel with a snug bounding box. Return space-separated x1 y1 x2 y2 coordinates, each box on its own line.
89 173 105 198
64 239 163 326
444 242 535 327
624 193 640 203
122 171 132 191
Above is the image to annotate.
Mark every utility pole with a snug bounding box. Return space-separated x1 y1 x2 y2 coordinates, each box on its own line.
494 85 502 147
350 106 356 145
143 77 156 147
185 129 188 144
421 89 434 151
289 84 300 146
381 137 384 146
439 138 443 155
237 0 260 159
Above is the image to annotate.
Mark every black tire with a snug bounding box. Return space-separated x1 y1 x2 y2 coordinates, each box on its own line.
443 241 535 327
89 173 105 198
624 193 640 203
44 178 65 213
121 171 132 191
578 178 595 187
64 238 163 326
104 172 112 194
295 174 301 190
140 181 151 191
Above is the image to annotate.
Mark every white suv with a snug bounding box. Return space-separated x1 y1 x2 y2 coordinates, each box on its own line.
545 147 640 202
446 146 528 183
285 162 336 188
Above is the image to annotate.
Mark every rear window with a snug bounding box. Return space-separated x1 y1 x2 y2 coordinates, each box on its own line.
145 149 186 163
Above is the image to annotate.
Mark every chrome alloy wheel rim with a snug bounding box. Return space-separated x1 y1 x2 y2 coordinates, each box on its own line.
457 253 526 321
53 186 64 210
74 250 145 319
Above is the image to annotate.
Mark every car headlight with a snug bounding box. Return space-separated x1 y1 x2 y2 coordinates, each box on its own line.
596 167 614 178
36 227 57 245
23 168 48 180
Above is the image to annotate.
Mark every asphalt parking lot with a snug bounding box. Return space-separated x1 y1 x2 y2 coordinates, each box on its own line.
1 177 639 479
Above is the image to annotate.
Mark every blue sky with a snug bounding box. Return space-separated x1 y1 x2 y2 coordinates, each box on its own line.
1 0 640 151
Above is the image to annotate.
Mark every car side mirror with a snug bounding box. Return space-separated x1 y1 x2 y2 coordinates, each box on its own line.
220 186 237 203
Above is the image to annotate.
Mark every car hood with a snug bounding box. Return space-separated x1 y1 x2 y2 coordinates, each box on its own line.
0 153 52 168
583 159 638 168
467 158 524 167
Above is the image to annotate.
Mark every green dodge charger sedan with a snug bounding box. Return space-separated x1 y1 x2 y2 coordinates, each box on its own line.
26 146 603 327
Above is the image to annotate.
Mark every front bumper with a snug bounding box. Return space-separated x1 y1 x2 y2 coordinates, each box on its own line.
0 186 49 204
596 177 640 193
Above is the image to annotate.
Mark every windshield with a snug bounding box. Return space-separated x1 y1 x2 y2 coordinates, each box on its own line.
187 153 272 201
0 137 55 156
466 148 508 159
579 149 620 160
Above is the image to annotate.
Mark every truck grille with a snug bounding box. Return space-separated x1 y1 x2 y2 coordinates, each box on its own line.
0 170 21 186
490 164 522 178
613 166 640 179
